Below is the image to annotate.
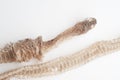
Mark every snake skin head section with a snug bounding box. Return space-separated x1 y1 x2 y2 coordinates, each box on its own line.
85 17 97 28
74 18 97 35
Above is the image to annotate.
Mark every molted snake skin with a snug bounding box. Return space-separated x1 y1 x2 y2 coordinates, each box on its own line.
0 38 120 80
0 18 96 63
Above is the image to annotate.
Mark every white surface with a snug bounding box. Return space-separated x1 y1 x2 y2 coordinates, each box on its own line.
0 0 120 80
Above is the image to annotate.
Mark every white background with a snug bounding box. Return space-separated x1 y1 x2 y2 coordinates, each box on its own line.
0 0 120 80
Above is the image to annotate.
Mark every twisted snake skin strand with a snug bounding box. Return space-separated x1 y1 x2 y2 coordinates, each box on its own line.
0 38 120 80
0 18 96 63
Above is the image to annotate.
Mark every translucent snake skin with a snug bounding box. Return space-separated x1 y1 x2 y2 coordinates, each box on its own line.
0 38 120 80
0 18 96 63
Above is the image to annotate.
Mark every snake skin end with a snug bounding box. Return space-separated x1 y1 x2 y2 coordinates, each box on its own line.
74 17 97 35
85 17 97 28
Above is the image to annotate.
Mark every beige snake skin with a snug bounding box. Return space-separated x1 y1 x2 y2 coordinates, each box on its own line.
0 18 96 63
0 38 120 80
